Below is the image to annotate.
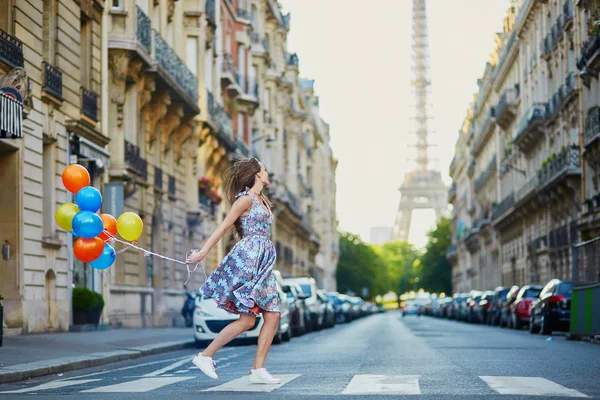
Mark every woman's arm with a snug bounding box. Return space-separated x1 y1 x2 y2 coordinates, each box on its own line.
185 196 252 264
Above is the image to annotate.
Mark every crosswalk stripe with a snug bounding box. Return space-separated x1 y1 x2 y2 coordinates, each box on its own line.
0 379 102 394
342 375 420 395
80 377 194 393
204 374 301 392
480 376 588 397
143 357 191 377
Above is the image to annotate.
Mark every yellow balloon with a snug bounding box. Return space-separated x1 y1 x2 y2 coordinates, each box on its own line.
117 212 144 241
55 203 80 232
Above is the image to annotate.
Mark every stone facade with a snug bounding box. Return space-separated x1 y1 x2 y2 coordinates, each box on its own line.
448 0 600 293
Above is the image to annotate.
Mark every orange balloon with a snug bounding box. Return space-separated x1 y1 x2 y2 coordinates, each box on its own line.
62 164 90 194
73 237 105 263
98 214 117 241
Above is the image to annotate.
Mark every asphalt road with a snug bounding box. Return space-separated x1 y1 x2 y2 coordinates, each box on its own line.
1 311 599 399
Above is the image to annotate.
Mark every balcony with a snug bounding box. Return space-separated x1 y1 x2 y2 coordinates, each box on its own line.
124 140 148 181
472 108 496 155
537 145 581 193
577 31 600 72
206 90 215 123
584 106 600 148
221 53 234 86
81 87 98 122
496 86 519 129
214 102 236 151
515 173 539 204
136 6 152 54
548 225 570 250
42 62 63 102
206 0 216 26
513 103 547 151
168 175 176 199
448 182 457 203
446 245 458 263
0 29 24 68
491 192 514 222
154 31 199 110
236 137 250 157
109 6 153 64
474 155 497 192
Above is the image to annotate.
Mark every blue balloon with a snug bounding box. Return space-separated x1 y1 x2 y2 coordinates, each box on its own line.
90 243 116 270
72 211 103 238
76 186 102 213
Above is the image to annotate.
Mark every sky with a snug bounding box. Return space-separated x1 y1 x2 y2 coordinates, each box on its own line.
279 0 511 248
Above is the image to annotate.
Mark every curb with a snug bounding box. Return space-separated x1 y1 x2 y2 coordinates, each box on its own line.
0 339 195 384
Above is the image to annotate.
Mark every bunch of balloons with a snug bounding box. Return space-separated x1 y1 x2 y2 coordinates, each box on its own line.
55 164 144 270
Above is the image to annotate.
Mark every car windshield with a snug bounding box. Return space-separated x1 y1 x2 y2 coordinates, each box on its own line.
557 283 572 296
523 288 541 298
299 284 312 296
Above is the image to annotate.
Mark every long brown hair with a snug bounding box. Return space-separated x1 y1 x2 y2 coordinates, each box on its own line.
222 155 269 237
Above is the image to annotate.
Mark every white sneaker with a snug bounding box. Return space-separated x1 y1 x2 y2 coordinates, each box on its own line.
192 353 218 380
248 368 280 384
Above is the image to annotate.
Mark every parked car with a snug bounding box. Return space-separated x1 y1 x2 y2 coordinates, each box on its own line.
530 279 573 335
466 290 483 323
477 290 496 324
348 296 364 319
193 295 263 347
272 271 292 343
500 285 520 327
282 283 307 336
317 290 335 328
510 285 542 329
284 277 323 331
449 293 469 320
326 292 353 323
435 298 452 318
402 301 422 317
488 286 510 325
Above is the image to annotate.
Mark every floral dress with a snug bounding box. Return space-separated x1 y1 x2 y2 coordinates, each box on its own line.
200 189 280 316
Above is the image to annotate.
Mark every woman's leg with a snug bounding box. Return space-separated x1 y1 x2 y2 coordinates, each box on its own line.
201 313 256 358
253 311 280 369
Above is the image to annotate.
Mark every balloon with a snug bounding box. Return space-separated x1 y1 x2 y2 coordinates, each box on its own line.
76 186 103 212
117 212 144 241
55 203 80 231
90 243 116 270
98 214 117 241
62 164 90 194
72 211 104 238
73 237 104 263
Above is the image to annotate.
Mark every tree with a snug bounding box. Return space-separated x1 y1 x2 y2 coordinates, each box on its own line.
418 217 453 294
336 232 387 298
374 242 421 295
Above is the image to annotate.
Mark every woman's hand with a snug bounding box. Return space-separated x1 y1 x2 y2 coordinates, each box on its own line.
186 250 206 265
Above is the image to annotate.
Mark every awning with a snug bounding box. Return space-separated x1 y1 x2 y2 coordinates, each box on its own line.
0 92 23 139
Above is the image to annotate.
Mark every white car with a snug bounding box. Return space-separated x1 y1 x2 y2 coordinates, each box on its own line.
193 295 264 347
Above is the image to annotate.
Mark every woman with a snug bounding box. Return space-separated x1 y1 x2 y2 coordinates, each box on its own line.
185 157 281 384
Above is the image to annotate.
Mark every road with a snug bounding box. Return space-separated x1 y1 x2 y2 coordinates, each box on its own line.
1 311 599 399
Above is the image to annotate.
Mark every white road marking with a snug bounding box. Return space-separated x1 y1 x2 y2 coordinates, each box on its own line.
480 376 588 397
204 374 301 392
81 377 194 393
143 357 192 377
64 355 191 380
0 379 102 393
342 375 421 395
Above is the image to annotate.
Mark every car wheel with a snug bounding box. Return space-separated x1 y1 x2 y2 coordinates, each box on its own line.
540 315 552 335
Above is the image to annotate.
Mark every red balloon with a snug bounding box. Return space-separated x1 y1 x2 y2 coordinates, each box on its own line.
74 237 104 263
62 164 90 194
98 214 117 241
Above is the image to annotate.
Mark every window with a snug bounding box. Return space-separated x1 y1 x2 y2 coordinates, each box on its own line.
42 141 56 240
0 0 14 33
80 16 92 89
237 113 244 139
186 36 198 76
238 44 246 89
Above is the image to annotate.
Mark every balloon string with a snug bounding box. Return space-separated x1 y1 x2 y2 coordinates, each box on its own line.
102 230 206 285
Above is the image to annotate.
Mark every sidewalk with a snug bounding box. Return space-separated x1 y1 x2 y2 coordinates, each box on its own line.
0 328 195 384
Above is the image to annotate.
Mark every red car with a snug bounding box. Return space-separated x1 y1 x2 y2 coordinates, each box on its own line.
510 285 542 329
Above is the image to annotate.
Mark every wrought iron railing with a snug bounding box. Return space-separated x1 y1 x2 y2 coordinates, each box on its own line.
548 225 569 248
537 145 581 188
81 87 98 121
474 155 497 192
154 31 198 103
154 167 163 189
206 0 216 25
585 106 600 145
168 175 176 197
0 29 24 68
515 174 539 203
514 103 547 141
207 90 215 121
136 6 152 54
495 32 515 77
43 62 63 100
496 86 519 121
124 140 148 180
491 193 514 221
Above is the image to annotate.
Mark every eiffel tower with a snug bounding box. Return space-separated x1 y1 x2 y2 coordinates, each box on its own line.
392 0 448 243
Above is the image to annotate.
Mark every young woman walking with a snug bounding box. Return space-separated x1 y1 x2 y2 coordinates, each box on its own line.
185 157 281 384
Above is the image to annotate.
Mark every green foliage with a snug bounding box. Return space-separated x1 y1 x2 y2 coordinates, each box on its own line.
374 242 421 295
418 217 453 295
72 288 104 312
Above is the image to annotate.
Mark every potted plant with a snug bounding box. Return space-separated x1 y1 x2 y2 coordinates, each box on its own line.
72 287 95 325
87 291 104 326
